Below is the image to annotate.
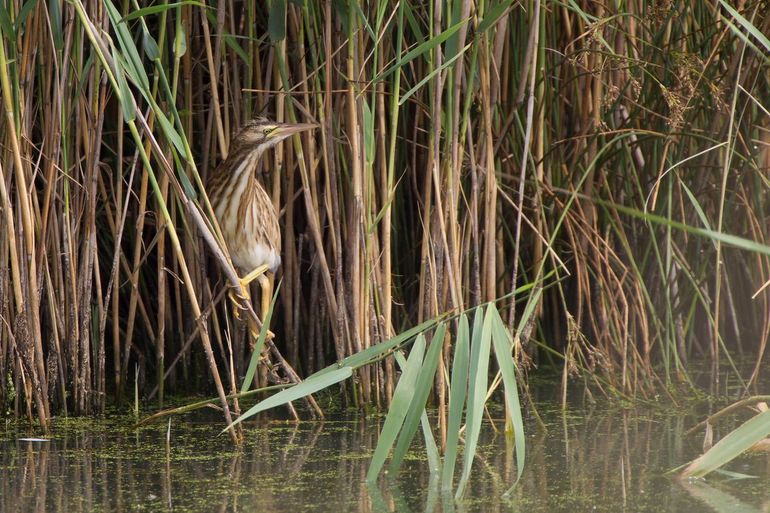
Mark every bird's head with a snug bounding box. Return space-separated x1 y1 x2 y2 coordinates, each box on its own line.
234 117 318 152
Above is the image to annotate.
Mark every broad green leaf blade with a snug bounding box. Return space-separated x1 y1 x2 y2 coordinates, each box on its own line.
456 307 493 499
154 108 187 156
490 307 526 493
0 4 14 39
309 316 445 379
366 481 390 512
424 473 441 513
112 50 136 122
681 410 770 478
222 32 250 63
367 339 426 483
718 0 770 53
402 0 423 43
595 198 770 257
268 0 287 42
476 0 514 35
470 305 484 351
14 0 39 33
712 468 758 480
399 43 471 106
349 0 375 40
389 323 446 475
170 151 198 199
225 367 352 431
372 17 468 83
142 30 161 61
49 0 63 49
444 0 463 61
442 313 470 491
362 101 374 166
680 479 760 513
174 20 187 58
515 285 542 339
420 410 440 474
104 0 150 91
241 282 282 394
121 1 208 22
679 179 712 231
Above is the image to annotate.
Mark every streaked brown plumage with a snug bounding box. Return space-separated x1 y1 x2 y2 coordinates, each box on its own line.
206 118 317 334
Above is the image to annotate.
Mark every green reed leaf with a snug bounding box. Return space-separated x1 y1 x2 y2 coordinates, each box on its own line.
241 282 282 394
362 100 374 166
476 0 514 35
112 50 136 122
15 0 39 33
268 0 286 42
226 367 353 431
456 307 492 499
309 315 445 379
682 410 770 478
389 323 446 475
442 313 470 491
367 338 426 483
490 306 525 493
718 0 770 53
121 1 209 23
142 30 160 61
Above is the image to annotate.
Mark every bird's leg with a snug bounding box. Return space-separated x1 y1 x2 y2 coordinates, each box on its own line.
256 273 273 324
228 264 276 345
256 272 275 389
228 264 269 320
239 264 271 291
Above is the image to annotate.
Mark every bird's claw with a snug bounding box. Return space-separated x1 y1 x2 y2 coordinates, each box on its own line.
228 289 251 319
248 327 275 343
227 278 274 345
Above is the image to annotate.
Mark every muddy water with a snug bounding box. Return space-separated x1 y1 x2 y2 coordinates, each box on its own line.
2 398 768 512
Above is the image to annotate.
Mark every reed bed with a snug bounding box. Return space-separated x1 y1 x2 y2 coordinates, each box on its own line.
1 0 769 433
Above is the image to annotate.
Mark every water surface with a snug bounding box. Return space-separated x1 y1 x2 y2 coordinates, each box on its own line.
2 398 768 512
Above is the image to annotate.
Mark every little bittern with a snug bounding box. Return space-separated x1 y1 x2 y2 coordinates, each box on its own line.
206 118 317 337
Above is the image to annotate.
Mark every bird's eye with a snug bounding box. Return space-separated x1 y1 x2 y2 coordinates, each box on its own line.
263 127 272 135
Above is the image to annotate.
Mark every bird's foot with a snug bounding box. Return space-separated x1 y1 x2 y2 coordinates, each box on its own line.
239 264 270 290
227 288 250 318
247 327 275 348
227 270 275 346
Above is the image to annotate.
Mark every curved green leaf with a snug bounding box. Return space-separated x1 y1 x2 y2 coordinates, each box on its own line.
389 323 446 475
490 306 525 494
442 313 469 491
682 410 770 478
241 282 282 394
268 0 286 42
367 338 426 483
225 366 352 431
309 316 445 379
121 1 209 23
456 307 492 499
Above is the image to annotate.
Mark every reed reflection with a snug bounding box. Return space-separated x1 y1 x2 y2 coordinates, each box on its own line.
2 405 768 513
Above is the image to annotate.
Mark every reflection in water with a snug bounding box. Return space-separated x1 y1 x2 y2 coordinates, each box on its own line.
2 402 769 512
679 480 762 513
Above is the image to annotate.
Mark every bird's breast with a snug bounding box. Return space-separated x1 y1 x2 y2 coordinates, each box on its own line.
216 179 281 275
232 242 281 275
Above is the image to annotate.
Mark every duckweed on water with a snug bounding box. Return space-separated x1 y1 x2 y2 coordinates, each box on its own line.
2 401 770 512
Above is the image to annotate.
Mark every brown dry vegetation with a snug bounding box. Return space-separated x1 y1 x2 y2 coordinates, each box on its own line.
1 0 769 430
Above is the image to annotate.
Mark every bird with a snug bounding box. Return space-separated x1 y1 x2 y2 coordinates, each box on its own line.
206 117 317 341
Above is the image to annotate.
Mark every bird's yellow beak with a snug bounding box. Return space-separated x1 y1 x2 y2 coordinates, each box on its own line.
271 122 319 139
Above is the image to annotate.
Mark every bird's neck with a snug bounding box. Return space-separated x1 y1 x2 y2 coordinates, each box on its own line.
220 146 264 186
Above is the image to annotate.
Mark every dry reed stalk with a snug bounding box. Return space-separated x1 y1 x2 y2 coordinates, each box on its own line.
1 0 769 428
